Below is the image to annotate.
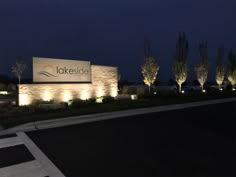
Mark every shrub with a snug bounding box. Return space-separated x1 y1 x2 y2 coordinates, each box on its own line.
70 98 88 108
32 99 54 106
102 96 115 103
88 98 96 104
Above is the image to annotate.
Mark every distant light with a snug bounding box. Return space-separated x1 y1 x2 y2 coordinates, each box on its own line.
219 88 223 91
0 91 8 95
131 94 138 100
153 91 157 95
232 88 235 91
202 89 206 93
181 90 185 93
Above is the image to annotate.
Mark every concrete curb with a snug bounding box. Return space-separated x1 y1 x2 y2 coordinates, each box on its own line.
1 97 236 135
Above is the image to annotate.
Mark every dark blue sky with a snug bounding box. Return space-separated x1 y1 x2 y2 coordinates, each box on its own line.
1 0 236 82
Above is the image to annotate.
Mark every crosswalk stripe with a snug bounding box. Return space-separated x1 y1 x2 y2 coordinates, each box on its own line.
0 137 23 149
17 132 65 177
0 160 48 177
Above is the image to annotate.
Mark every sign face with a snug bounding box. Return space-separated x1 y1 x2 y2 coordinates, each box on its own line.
33 57 91 82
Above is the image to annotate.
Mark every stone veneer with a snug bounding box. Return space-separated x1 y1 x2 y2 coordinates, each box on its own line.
19 65 118 105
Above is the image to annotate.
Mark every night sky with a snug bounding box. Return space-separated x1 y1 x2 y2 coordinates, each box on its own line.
1 0 236 83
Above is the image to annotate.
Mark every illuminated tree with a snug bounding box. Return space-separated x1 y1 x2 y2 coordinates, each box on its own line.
215 48 225 89
195 41 208 91
227 49 236 88
173 32 188 92
12 59 27 84
141 56 159 94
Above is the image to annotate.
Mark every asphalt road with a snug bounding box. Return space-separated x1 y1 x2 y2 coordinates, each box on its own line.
27 101 236 176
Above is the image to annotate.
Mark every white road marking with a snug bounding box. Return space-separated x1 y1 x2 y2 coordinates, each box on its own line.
0 160 48 177
17 132 65 177
0 137 23 148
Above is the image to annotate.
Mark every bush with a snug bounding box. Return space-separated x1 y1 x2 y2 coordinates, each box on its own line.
32 99 54 106
102 96 115 103
70 99 89 108
88 98 96 104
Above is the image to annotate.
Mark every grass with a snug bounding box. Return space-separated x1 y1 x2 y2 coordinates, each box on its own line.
0 90 236 128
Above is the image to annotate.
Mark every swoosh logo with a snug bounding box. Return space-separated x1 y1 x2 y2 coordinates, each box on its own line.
38 71 58 77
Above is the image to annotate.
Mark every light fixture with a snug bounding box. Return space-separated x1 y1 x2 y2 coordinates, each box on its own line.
96 96 103 103
131 94 138 100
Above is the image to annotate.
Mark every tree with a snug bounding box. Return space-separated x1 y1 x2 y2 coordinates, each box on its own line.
173 32 188 93
215 48 225 89
195 41 208 91
12 59 27 85
141 56 159 94
226 49 236 88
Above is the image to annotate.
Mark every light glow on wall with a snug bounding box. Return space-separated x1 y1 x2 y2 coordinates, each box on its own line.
110 87 118 97
96 87 104 97
62 91 73 102
80 90 91 100
42 90 52 101
19 93 29 106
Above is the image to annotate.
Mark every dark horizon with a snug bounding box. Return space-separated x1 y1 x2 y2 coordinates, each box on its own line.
1 0 236 83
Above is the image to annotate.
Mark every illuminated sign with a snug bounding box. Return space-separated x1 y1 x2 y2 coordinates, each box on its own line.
33 57 91 82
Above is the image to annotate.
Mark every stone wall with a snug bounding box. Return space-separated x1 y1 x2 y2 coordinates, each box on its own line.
19 65 118 105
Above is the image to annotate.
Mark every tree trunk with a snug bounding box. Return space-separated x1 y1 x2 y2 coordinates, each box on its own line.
18 76 21 85
218 84 221 90
178 83 181 93
201 84 203 91
149 85 151 95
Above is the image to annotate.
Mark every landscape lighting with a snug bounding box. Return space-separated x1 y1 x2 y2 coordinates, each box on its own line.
19 93 29 106
131 94 138 100
96 97 103 103
63 91 72 102
42 90 52 101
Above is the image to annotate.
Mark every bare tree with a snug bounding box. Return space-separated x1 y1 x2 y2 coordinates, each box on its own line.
195 41 208 91
173 32 188 92
141 56 159 94
12 59 27 84
216 48 225 89
227 49 236 88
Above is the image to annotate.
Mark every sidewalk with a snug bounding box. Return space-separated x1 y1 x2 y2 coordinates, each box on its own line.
1 97 236 136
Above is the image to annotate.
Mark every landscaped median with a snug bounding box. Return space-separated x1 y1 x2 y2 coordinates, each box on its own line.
0 90 236 129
